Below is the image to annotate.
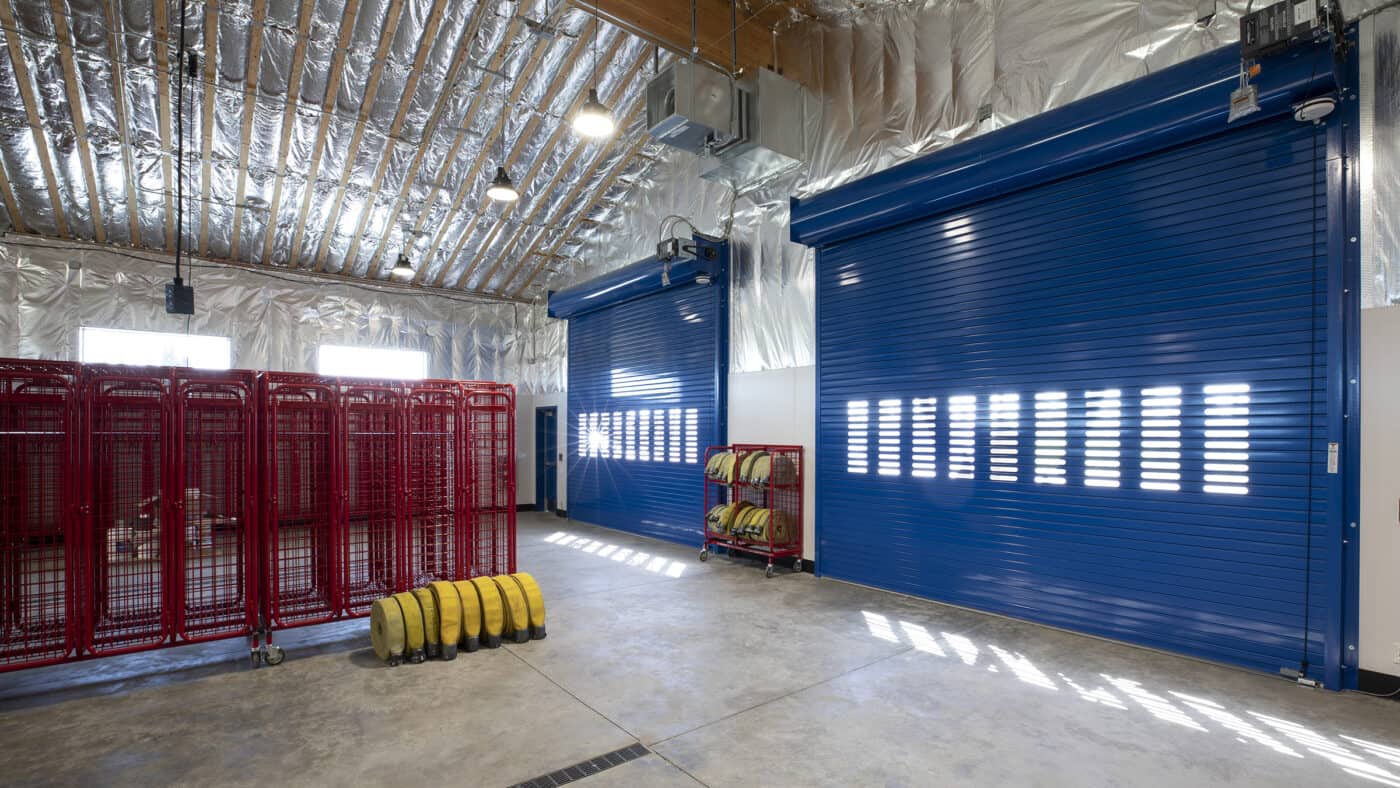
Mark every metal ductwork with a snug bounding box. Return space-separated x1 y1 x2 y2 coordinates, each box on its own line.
646 62 806 191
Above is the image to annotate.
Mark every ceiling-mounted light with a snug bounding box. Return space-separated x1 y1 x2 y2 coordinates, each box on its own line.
573 88 615 138
391 253 414 279
486 166 519 202
573 1 614 139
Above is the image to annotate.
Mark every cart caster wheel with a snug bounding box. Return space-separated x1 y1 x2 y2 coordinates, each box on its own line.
261 645 285 666
250 648 262 669
765 564 775 578
699 548 710 562
794 559 803 573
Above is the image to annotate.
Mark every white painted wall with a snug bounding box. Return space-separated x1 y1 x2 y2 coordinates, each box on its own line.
1360 305 1400 675
516 392 567 511
728 366 817 561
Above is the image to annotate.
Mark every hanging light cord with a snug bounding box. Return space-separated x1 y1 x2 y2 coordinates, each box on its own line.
174 0 187 283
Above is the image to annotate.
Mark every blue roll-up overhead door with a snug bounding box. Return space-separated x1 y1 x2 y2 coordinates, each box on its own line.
793 38 1358 687
554 235 728 544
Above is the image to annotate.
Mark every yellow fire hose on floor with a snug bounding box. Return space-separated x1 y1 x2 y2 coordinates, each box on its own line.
453 579 482 653
428 581 462 660
369 573 547 664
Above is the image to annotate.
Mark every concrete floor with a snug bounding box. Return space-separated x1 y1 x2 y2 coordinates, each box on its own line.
1 512 1397 787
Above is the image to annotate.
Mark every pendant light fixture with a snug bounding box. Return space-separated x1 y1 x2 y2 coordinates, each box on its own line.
486 166 519 202
572 1 615 138
487 108 519 203
391 252 414 278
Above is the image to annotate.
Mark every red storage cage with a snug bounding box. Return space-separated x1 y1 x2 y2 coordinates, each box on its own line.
405 382 462 586
261 373 339 629
82 367 172 655
172 369 258 643
340 381 403 616
463 384 515 577
0 360 81 670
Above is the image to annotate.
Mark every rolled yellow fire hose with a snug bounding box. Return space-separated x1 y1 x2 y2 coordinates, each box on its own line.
412 587 441 659
509 572 547 640
492 575 531 644
370 596 406 664
429 581 462 660
469 576 505 649
393 591 426 663
453 579 482 652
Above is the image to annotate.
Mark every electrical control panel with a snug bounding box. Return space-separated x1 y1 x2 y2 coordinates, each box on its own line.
1240 0 1325 59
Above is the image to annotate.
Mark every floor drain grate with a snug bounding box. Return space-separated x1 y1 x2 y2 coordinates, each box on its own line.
509 743 651 787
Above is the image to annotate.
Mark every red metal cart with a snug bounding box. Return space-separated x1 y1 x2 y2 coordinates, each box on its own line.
171 369 259 644
701 443 804 577
260 373 339 632
463 383 515 577
83 366 172 655
0 361 81 671
406 382 462 586
340 380 404 617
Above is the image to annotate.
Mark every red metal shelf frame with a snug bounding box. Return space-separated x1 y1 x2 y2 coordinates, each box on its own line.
702 443 805 571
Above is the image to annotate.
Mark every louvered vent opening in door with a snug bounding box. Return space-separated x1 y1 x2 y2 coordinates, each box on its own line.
563 247 728 544
816 113 1334 682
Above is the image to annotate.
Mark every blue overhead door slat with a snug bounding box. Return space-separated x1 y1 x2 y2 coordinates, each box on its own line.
814 112 1334 681
566 273 726 544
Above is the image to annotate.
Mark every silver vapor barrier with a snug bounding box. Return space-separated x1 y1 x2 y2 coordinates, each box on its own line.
0 236 567 393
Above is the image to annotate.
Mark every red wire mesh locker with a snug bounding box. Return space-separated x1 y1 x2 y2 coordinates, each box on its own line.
0 360 81 671
172 370 258 643
341 381 403 616
83 367 172 656
463 384 515 577
261 374 339 629
406 382 462 586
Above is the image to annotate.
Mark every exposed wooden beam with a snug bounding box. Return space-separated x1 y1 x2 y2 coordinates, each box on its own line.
435 21 630 290
407 17 562 286
47 0 104 242
257 0 317 265
196 0 219 255
228 0 269 260
310 0 437 273
0 0 69 236
152 0 175 248
579 0 801 80
101 0 147 243
462 49 649 293
0 163 24 233
507 127 651 299
283 0 365 266
347 1 493 279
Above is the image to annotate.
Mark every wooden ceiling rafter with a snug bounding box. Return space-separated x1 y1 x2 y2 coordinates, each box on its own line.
151 0 175 248
47 0 105 242
0 0 70 237
228 0 269 260
283 0 370 267
196 0 220 255
257 0 318 265
462 52 650 293
578 0 802 80
99 0 141 242
342 0 493 280
309 0 438 273
411 15 583 287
